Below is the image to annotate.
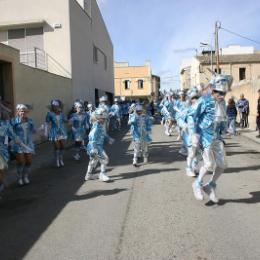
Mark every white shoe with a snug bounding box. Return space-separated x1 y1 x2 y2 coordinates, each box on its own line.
192 181 203 200
186 168 196 177
204 183 219 203
143 157 148 164
133 158 138 167
165 130 170 136
59 159 64 167
73 154 80 161
99 172 110 182
85 172 90 181
23 175 30 185
179 147 187 156
18 178 24 186
56 159 60 168
176 135 181 141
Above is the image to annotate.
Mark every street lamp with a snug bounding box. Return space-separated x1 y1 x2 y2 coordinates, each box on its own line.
200 42 214 74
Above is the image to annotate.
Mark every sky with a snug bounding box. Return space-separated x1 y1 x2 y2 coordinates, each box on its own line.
97 0 260 90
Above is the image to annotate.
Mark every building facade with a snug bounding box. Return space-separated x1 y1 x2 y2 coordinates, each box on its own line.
114 61 160 100
180 46 260 89
0 0 114 103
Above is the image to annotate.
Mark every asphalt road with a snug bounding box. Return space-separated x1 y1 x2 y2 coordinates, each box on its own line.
1 124 260 260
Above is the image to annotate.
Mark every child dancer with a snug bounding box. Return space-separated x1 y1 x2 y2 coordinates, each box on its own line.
109 98 122 131
128 104 153 167
45 100 67 168
11 104 35 186
85 108 114 182
0 102 18 194
69 101 90 161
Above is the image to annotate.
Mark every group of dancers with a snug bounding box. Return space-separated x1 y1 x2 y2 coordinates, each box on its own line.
159 73 233 203
1 73 233 203
0 95 125 195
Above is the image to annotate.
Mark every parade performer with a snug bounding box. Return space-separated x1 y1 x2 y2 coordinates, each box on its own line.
128 104 153 167
109 98 122 131
192 75 233 203
98 96 110 131
69 101 90 161
87 103 96 128
85 108 114 182
175 91 189 155
0 101 18 194
160 94 176 136
11 104 35 186
45 100 67 168
176 87 201 177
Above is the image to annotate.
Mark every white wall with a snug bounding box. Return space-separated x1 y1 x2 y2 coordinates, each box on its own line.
0 0 72 75
69 0 114 103
91 0 114 96
221 45 255 55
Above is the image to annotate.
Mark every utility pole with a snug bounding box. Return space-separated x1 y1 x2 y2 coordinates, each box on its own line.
215 21 221 74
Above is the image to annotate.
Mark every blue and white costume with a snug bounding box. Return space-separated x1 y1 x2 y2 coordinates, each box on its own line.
160 95 176 136
98 96 110 132
45 100 67 168
192 74 233 203
109 98 122 131
128 105 153 165
46 111 67 141
85 108 114 182
0 120 16 170
69 113 89 142
11 116 35 154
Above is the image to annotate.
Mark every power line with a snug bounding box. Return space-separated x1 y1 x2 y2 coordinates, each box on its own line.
220 26 260 46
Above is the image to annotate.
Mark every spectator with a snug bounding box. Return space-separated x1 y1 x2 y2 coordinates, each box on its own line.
256 89 260 138
226 98 238 135
236 94 249 128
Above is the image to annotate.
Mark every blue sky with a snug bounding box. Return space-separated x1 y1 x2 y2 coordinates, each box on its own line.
97 0 260 89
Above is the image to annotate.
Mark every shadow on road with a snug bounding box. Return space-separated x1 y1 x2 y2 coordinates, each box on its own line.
205 191 260 206
224 165 260 174
72 188 128 201
112 168 179 181
0 125 130 260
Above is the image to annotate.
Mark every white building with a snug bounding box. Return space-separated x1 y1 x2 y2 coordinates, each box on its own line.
0 0 114 104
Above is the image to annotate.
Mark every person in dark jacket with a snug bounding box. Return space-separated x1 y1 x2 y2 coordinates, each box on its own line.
256 89 260 138
226 98 238 135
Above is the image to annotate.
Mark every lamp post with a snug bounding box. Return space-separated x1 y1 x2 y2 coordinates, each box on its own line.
200 42 214 75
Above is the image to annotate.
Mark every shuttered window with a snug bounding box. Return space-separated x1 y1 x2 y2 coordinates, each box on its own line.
8 28 26 52
8 27 43 52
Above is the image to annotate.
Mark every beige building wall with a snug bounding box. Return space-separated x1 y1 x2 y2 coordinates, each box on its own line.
0 43 72 130
0 0 72 75
114 64 152 98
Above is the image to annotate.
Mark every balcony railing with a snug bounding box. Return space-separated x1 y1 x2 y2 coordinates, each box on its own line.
20 47 71 78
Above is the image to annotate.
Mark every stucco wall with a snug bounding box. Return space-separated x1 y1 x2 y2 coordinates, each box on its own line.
0 0 72 76
91 0 114 95
0 43 72 130
69 0 114 103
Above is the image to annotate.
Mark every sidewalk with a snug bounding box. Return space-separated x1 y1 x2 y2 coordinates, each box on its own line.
4 141 74 187
237 128 260 145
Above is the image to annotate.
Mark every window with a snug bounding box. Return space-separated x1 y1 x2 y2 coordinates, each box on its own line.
8 27 43 52
214 68 222 74
93 46 98 63
239 68 246 81
137 79 144 89
104 55 107 70
124 80 130 90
